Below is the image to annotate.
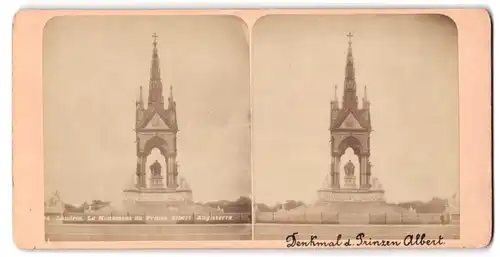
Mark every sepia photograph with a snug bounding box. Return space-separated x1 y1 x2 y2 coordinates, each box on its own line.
12 8 492 249
42 15 251 241
251 14 460 241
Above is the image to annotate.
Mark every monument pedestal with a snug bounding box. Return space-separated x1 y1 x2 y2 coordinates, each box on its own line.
307 177 410 215
343 175 357 189
317 188 386 203
122 187 194 213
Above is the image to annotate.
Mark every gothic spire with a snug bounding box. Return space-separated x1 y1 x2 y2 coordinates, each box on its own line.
167 84 178 129
169 85 174 102
332 84 339 110
363 85 370 109
137 86 144 109
148 33 164 106
168 85 176 109
334 84 339 102
330 84 340 130
342 32 359 110
135 85 145 128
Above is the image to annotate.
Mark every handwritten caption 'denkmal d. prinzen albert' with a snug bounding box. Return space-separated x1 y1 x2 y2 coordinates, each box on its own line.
285 232 445 248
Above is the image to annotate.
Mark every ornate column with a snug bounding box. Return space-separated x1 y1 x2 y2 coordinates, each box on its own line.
136 156 142 188
359 155 371 189
166 154 175 188
330 158 335 188
366 160 372 188
163 155 169 187
173 162 179 188
359 155 366 188
330 155 341 189
335 156 341 188
138 156 146 188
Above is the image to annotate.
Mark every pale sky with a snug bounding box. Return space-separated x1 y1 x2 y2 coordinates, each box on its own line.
43 16 250 204
252 14 459 205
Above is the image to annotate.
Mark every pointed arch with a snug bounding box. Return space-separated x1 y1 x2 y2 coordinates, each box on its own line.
338 136 363 156
141 136 170 157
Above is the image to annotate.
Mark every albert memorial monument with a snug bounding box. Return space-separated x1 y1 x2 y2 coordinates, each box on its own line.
122 34 199 214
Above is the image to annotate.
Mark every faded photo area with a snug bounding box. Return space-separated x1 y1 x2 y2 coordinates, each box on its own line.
43 15 251 241
251 14 460 240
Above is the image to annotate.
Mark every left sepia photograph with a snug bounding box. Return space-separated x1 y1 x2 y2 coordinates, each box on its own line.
42 15 251 241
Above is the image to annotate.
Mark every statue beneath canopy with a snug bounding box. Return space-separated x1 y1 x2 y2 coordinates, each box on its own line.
150 160 162 177
344 160 355 177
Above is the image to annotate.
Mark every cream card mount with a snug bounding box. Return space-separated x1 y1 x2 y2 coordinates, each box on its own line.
12 9 491 249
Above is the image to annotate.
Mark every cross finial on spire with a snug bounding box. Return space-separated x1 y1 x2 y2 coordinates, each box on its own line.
347 32 353 45
152 33 158 46
334 84 338 100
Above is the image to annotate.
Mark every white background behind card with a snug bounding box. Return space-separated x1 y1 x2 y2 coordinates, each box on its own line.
2 0 498 256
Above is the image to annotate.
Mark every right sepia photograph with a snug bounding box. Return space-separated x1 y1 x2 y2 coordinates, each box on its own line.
251 14 460 241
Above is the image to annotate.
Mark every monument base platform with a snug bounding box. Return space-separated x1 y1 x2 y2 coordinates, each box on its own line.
317 188 386 203
122 187 211 214
281 188 412 216
124 187 193 203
